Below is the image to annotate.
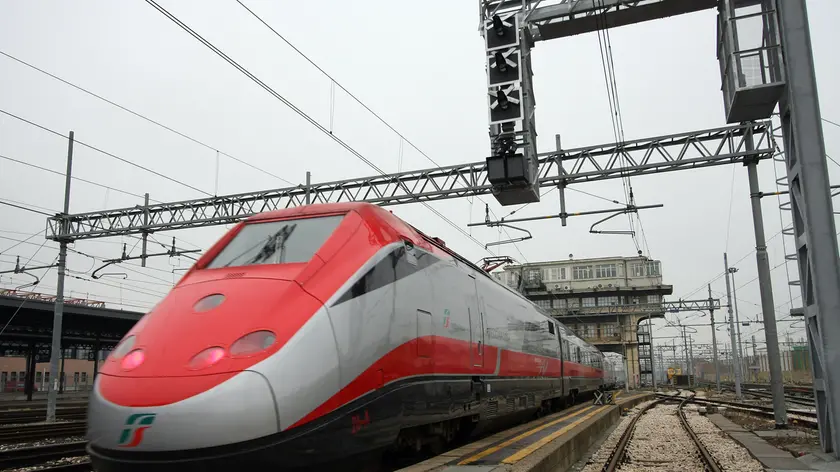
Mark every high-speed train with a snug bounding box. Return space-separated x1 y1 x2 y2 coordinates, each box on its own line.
86 202 606 471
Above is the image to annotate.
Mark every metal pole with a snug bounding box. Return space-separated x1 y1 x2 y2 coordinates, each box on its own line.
709 284 721 390
745 128 787 428
305 171 311 205
682 326 690 387
555 135 568 227
47 131 74 422
649 315 656 391
141 193 150 268
731 270 746 381
776 0 838 450
724 253 743 398
688 335 694 386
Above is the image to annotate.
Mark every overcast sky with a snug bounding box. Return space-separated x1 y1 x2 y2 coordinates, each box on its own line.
1 0 838 364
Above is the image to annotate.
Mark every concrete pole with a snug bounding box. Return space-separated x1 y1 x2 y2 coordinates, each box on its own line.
725 253 743 398
731 269 746 380
688 335 694 385
47 131 74 422
745 128 787 428
681 325 690 385
709 284 721 390
649 315 656 391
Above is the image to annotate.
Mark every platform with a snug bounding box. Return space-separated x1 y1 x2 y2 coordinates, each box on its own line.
708 414 840 471
399 391 653 472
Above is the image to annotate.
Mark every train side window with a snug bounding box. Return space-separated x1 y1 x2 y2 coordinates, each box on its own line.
576 347 581 363
548 322 555 335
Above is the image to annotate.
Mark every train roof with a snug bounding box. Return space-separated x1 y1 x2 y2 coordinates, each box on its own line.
244 202 378 222
243 204 601 353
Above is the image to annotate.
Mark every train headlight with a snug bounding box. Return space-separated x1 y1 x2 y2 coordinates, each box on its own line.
188 347 226 370
230 330 276 357
121 349 145 371
110 335 136 360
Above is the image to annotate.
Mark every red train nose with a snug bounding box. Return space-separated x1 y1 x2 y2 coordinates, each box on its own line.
99 276 324 380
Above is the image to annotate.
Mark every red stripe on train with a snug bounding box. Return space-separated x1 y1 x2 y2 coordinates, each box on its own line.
289 335 602 430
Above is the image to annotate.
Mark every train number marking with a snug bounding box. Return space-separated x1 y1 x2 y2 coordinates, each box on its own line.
351 409 371 434
118 413 157 448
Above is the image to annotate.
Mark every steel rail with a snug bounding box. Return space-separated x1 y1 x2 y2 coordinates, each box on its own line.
677 394 723 472
601 397 666 472
0 440 87 468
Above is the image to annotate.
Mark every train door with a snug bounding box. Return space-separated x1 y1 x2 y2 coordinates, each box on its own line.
469 278 485 368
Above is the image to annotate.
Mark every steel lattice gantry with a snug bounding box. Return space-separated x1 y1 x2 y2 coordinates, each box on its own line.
45 122 772 240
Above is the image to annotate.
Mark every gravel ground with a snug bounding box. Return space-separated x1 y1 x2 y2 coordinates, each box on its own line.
0 419 72 429
6 455 90 472
0 435 85 452
578 400 658 472
580 399 768 472
617 403 705 472
683 407 764 472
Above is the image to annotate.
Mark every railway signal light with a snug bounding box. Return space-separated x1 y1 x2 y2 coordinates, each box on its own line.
484 12 519 51
488 47 521 87
488 83 523 125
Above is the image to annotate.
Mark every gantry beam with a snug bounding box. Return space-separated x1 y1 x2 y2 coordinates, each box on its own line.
45 121 773 241
526 0 718 41
480 1 764 42
550 298 722 317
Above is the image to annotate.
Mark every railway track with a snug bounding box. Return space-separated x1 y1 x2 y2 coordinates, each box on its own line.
0 420 86 443
663 394 819 429
600 394 723 472
36 462 92 472
0 440 87 469
0 406 87 425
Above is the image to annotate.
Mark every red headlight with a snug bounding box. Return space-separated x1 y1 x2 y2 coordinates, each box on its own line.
188 347 226 370
230 331 276 357
121 349 145 370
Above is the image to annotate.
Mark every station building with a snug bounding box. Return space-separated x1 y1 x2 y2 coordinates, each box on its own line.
493 254 672 388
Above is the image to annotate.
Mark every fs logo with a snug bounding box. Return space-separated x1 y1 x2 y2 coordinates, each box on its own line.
118 413 156 448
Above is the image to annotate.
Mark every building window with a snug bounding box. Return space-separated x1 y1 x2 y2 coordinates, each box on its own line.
548 267 562 281
568 298 580 308
553 298 567 309
528 269 540 283
630 262 645 277
646 261 661 276
81 372 87 383
573 265 592 280
647 294 661 304
536 299 551 309
601 323 619 337
595 264 617 278
582 297 596 307
582 324 596 338
599 296 619 306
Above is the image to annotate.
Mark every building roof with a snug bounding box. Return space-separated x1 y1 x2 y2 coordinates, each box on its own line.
503 254 657 268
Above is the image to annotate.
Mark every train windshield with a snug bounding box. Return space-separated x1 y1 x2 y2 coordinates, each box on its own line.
205 214 345 269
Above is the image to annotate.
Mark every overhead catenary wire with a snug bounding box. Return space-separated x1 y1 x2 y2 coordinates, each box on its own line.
0 49 294 186
144 0 492 254
235 0 445 170
0 153 153 201
0 199 54 217
0 109 212 196
232 1 543 262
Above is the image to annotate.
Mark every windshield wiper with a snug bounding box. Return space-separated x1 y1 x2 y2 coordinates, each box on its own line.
247 223 297 265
